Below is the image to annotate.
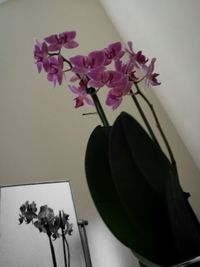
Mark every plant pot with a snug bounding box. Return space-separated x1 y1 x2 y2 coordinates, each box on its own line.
85 112 200 266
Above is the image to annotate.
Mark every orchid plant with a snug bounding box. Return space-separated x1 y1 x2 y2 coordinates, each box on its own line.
34 30 176 172
33 31 200 267
19 201 73 267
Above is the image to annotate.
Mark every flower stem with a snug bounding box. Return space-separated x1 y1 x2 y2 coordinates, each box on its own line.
61 56 73 70
60 211 68 267
130 89 160 146
64 236 71 267
133 85 200 230
48 235 58 267
134 82 176 168
87 87 110 127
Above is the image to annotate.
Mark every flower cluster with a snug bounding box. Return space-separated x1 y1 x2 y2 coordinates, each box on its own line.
34 30 160 109
19 201 37 224
19 201 73 240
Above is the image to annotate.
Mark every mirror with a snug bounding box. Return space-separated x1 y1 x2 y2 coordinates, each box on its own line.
0 181 89 267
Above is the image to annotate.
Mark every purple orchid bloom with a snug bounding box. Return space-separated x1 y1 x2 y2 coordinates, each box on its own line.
126 41 148 67
143 58 161 87
135 51 148 65
34 40 49 73
87 70 123 88
47 56 64 87
69 84 93 108
115 59 138 82
104 42 124 65
69 50 105 75
45 31 78 51
106 89 123 110
106 77 132 110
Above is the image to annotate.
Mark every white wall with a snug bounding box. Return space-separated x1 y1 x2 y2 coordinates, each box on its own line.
0 1 200 267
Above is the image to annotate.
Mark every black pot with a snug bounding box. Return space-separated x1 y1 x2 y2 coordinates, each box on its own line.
85 112 200 266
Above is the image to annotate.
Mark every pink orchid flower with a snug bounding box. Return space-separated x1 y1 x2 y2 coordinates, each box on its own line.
143 58 161 87
106 77 132 110
104 42 124 65
106 89 123 110
44 31 78 51
115 59 138 82
34 40 49 73
87 70 123 88
47 56 64 87
69 50 105 75
126 41 148 67
69 84 93 108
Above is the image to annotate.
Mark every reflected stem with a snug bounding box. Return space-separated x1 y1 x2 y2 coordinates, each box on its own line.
48 235 58 267
60 211 68 267
64 236 71 267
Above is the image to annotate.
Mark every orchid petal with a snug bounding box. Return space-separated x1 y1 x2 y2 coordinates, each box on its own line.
87 71 103 82
84 96 94 105
69 75 79 82
57 72 63 85
108 42 122 57
44 34 58 44
64 41 79 49
127 41 134 53
106 89 123 110
59 31 76 40
74 96 84 108
106 70 123 87
37 62 42 73
47 73 53 82
69 85 82 94
88 50 105 68
70 55 85 68
115 59 123 72
88 79 104 88
48 44 61 51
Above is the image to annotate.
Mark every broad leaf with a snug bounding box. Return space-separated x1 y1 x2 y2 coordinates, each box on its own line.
109 112 177 265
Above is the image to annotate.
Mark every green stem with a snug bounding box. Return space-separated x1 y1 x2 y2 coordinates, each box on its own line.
133 84 200 232
134 82 176 168
76 73 109 127
130 89 160 146
87 87 109 127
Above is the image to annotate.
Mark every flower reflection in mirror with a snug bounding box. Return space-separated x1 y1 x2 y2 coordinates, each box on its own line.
18 201 73 267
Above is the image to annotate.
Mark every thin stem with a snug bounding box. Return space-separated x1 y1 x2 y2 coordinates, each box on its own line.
63 68 72 72
60 211 68 267
48 53 72 71
136 74 146 83
75 74 109 127
61 56 73 70
134 82 176 168
82 112 98 116
64 236 71 267
133 85 200 231
48 52 59 56
87 87 110 127
48 235 58 267
130 89 160 146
